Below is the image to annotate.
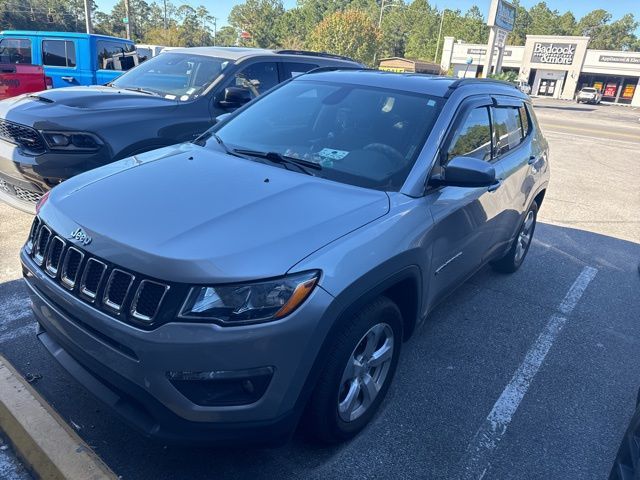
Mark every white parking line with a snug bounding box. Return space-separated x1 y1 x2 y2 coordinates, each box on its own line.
458 266 598 480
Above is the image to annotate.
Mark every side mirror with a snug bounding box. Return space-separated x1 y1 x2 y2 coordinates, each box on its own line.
218 87 251 109
433 156 496 188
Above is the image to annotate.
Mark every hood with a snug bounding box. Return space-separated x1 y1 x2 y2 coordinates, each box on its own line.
41 143 390 283
0 86 177 128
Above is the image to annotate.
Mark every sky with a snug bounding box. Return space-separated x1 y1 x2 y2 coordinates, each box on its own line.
94 0 640 29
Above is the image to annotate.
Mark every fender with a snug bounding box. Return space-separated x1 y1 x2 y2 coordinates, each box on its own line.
290 263 423 423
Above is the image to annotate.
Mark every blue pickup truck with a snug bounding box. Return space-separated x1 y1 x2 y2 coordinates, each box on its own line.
0 31 138 88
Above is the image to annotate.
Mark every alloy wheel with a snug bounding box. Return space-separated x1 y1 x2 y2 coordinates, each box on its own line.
515 210 535 263
337 323 395 422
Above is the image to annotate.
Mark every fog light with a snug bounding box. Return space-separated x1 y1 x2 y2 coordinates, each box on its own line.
166 367 274 406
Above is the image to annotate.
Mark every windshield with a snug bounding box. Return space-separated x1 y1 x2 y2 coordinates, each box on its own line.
582 88 597 93
111 52 230 100
210 80 444 191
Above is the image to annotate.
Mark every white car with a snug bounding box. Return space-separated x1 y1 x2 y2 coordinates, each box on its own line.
576 87 602 104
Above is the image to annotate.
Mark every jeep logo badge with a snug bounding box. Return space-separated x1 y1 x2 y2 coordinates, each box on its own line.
69 227 92 246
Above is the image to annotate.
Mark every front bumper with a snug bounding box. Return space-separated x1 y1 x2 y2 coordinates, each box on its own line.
21 249 335 444
0 139 108 213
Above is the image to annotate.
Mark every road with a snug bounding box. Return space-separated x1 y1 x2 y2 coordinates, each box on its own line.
0 98 639 480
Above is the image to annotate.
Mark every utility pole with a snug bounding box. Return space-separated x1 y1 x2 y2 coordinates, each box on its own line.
84 0 93 34
434 9 448 63
163 0 167 30
213 17 217 46
124 0 131 40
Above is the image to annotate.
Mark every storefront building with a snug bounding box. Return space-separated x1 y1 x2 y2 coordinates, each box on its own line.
440 34 640 106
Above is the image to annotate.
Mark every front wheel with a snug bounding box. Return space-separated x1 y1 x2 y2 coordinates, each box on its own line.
491 201 538 273
304 297 403 443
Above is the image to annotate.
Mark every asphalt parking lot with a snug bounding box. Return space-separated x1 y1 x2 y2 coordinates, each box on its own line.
1 98 639 479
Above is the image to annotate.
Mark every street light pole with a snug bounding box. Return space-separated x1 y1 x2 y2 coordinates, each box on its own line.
374 0 399 65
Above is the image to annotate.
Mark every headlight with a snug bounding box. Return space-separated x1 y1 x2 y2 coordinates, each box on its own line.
179 271 320 325
41 131 102 151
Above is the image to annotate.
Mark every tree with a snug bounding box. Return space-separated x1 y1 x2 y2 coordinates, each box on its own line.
527 2 562 35
228 0 285 48
307 9 380 65
216 26 238 46
404 0 439 61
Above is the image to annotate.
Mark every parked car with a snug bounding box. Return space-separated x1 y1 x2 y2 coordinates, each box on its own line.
516 80 531 95
0 63 51 100
21 72 549 445
136 44 166 62
0 47 360 213
0 31 138 88
576 87 602 104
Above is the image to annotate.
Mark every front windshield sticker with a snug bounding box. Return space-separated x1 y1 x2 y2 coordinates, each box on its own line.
186 87 197 94
164 94 176 100
318 148 349 161
180 95 189 101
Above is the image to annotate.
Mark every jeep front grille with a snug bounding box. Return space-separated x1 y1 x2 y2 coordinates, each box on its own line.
26 217 171 326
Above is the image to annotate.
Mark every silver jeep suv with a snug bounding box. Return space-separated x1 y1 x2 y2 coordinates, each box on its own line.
21 71 549 445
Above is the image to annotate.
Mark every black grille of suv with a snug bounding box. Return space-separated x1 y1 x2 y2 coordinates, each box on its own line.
26 218 170 326
0 119 46 153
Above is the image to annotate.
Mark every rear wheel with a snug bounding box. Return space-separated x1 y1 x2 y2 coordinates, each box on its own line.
304 297 403 443
491 201 538 273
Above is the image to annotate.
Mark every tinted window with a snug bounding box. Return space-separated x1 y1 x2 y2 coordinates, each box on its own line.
211 80 444 191
42 40 76 67
519 105 530 137
493 107 523 156
235 62 279 98
447 107 492 161
97 41 137 71
0 38 31 64
282 62 318 79
112 53 229 99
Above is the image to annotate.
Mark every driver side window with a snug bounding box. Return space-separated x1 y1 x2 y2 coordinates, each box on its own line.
446 107 492 162
235 62 279 99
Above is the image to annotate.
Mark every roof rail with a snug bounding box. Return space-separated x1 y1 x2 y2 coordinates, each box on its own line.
444 77 519 97
302 65 369 76
274 49 356 62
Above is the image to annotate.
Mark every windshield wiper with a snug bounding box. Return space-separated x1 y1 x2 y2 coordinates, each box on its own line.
232 149 322 176
120 86 159 96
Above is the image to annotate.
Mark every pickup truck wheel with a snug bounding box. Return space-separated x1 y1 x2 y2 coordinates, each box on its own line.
304 296 402 443
492 201 538 274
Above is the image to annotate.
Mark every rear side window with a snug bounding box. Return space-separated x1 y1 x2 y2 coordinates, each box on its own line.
0 38 31 64
492 107 523 156
97 41 137 71
282 62 318 79
447 107 492 162
519 105 530 136
42 40 76 67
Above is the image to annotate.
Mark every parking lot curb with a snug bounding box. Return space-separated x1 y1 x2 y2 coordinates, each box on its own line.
0 354 117 480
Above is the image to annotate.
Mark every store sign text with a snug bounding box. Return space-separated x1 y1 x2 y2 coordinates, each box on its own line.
598 55 640 65
531 43 576 65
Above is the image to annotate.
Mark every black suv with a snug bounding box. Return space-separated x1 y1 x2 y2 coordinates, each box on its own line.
0 47 360 212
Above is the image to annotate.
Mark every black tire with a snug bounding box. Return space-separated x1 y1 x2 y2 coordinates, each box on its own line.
304 296 403 444
491 201 538 274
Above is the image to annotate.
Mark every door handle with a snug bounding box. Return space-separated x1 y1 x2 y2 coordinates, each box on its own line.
528 155 537 165
61 76 75 82
487 179 503 192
